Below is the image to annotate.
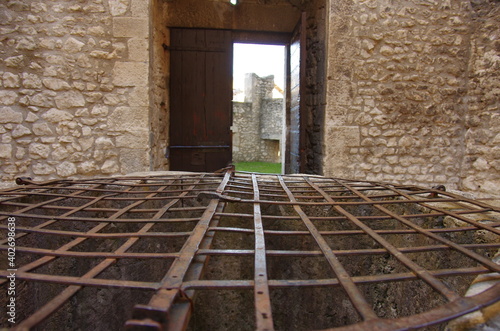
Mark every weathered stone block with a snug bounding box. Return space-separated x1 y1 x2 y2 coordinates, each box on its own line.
16 147 26 159
16 37 37 51
30 92 55 108
119 148 149 174
107 106 148 133
12 125 31 138
51 145 69 161
56 161 77 177
0 107 23 123
33 123 53 136
55 91 86 109
131 0 149 17
32 163 56 175
113 17 148 38
116 131 149 148
79 137 95 151
29 143 51 159
129 87 149 106
91 105 109 117
78 161 98 174
88 25 106 37
83 4 106 13
101 159 120 174
43 78 71 91
0 144 13 159
113 62 148 87
109 0 129 16
3 72 20 88
0 91 18 105
5 55 24 68
42 108 74 123
128 38 148 61
62 37 85 54
89 50 118 59
95 137 115 150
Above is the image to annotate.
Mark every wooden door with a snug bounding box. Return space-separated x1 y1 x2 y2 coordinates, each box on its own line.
169 28 233 172
285 13 306 174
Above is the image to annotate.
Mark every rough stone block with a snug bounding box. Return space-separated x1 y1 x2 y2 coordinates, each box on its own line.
129 87 149 106
3 72 20 88
0 107 23 123
5 55 24 68
109 0 129 16
113 17 148 38
78 161 99 174
62 37 85 53
128 38 148 62
0 91 18 105
101 159 120 174
22 73 43 88
32 163 56 175
56 161 77 177
33 123 54 136
29 143 51 159
42 108 75 123
0 144 13 158
55 91 86 109
119 148 149 174
113 62 148 87
327 126 360 148
107 106 148 132
43 78 72 91
12 125 31 138
116 131 149 148
95 137 115 150
131 0 149 17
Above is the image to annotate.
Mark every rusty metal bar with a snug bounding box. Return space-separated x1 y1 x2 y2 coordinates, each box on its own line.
252 174 274 331
16 178 187 329
306 177 461 302
180 266 490 290
125 171 232 330
332 179 500 274
277 175 379 322
1 172 499 330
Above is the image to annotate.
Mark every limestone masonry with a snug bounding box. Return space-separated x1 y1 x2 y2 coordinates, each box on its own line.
0 0 151 187
322 0 499 198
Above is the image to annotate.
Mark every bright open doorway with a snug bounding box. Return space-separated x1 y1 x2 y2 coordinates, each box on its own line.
232 43 286 173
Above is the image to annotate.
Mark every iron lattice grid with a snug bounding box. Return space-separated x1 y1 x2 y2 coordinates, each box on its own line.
0 171 499 331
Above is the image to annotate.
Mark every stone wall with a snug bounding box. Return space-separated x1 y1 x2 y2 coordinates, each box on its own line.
323 0 499 198
462 1 500 197
233 74 283 163
0 0 151 188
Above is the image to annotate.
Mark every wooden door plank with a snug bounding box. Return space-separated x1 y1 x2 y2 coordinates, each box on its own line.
169 28 232 172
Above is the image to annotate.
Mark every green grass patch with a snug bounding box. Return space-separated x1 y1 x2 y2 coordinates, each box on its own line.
234 162 282 174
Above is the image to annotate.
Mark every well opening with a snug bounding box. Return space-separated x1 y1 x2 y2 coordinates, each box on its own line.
1 171 499 330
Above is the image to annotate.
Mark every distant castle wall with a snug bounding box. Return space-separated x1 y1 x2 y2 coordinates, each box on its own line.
232 74 283 163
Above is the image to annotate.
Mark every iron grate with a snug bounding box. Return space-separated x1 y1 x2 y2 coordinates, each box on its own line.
0 171 499 330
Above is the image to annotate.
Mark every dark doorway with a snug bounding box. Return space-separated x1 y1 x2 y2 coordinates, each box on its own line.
168 26 305 174
168 28 233 172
